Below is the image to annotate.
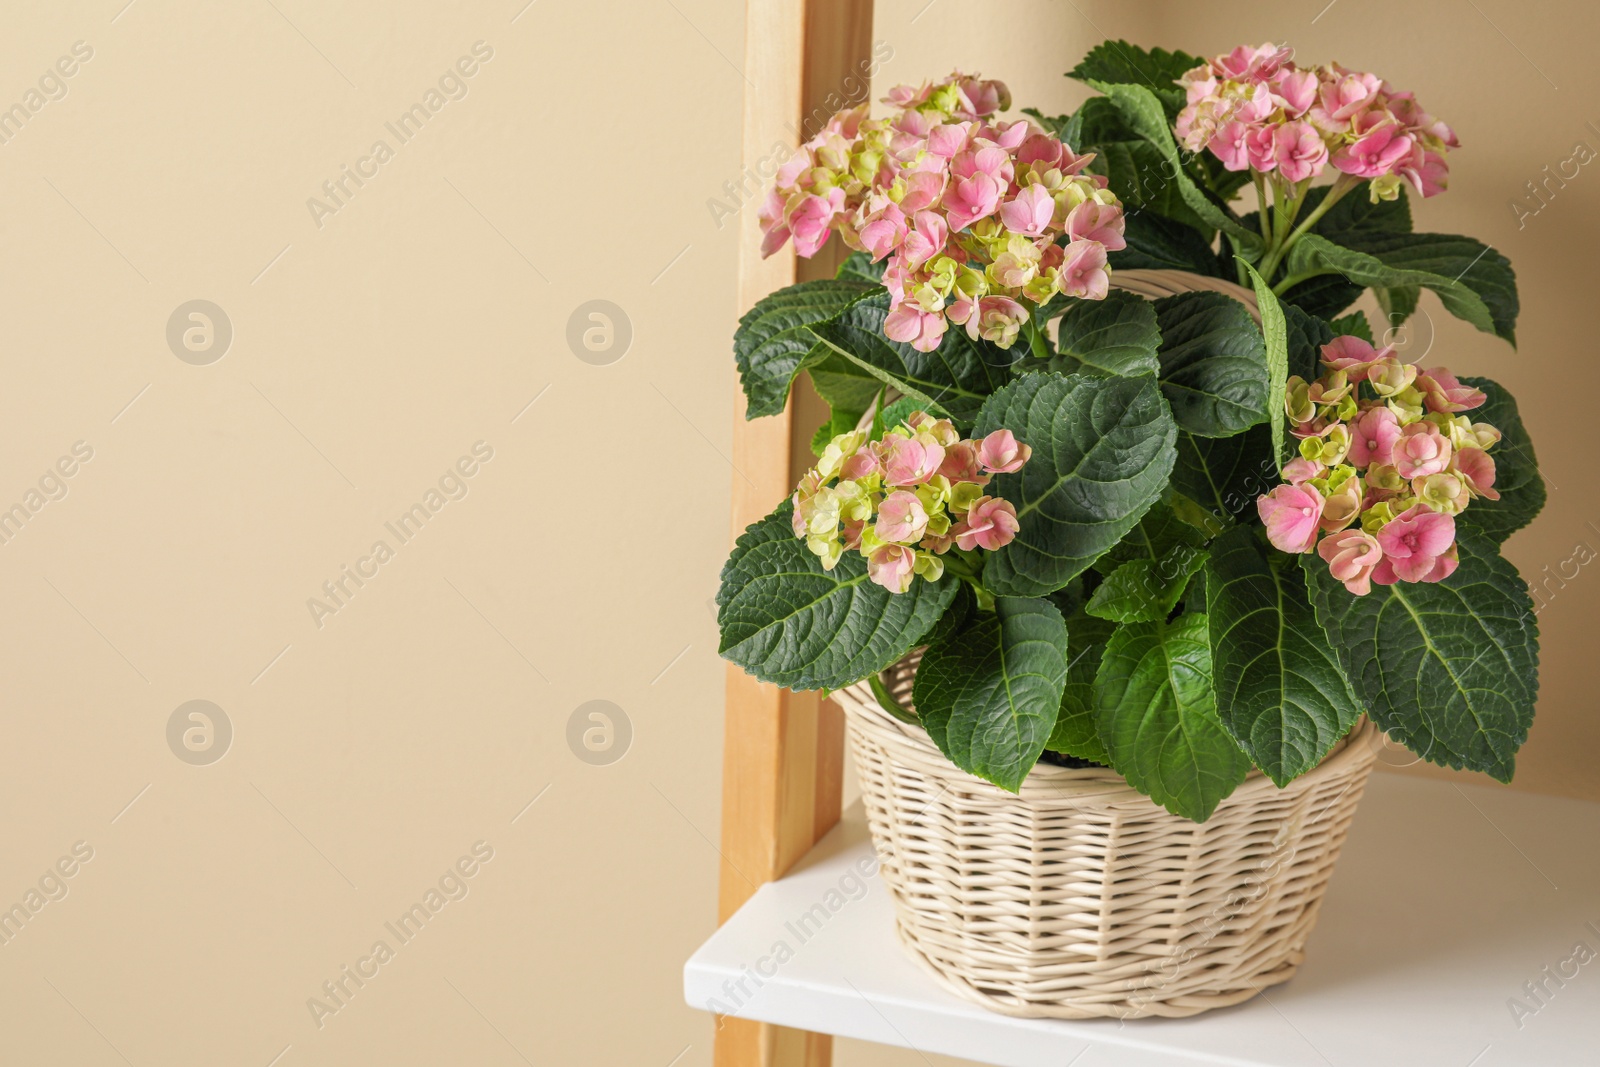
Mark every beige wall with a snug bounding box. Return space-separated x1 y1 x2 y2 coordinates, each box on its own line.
0 2 1590 1066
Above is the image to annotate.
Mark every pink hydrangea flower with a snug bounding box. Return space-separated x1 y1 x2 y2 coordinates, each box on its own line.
1415 368 1487 413
1374 506 1457 584
1452 448 1500 500
1282 457 1325 484
1273 121 1328 182
936 440 989 485
1319 529 1385 596
976 429 1032 474
867 543 917 593
883 305 948 353
1060 241 1110 300
1258 482 1325 554
875 491 930 543
952 496 1020 551
1320 336 1392 381
879 433 945 486
1347 406 1402 467
1065 201 1127 251
1332 123 1414 179
1392 422 1453 479
999 184 1055 237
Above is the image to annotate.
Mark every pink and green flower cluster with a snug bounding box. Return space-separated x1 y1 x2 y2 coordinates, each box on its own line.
1257 336 1501 595
792 411 1031 593
1176 43 1458 202
759 71 1126 352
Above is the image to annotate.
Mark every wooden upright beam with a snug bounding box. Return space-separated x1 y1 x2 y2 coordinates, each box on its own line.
717 2 875 1065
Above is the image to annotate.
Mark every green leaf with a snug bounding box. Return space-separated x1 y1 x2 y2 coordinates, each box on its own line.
734 279 879 419
1313 183 1412 240
1329 311 1374 345
1171 425 1275 523
1087 548 1208 623
809 353 887 414
1111 209 1229 275
1240 262 1288 471
1049 612 1114 762
1068 40 1203 117
1457 377 1547 542
1303 532 1539 781
811 292 1021 426
975 372 1178 597
870 394 924 441
1094 84 1259 248
1095 614 1252 821
1205 527 1364 785
1069 98 1207 231
913 597 1071 792
717 503 958 691
836 251 886 284
1050 290 1161 377
1279 272 1364 322
1284 233 1517 346
1098 498 1206 569
1283 303 1335 383
1155 291 1270 438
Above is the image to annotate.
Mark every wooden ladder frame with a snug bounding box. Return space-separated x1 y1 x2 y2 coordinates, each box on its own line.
716 2 875 1065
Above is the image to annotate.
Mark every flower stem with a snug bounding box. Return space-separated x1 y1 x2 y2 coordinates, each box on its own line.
1259 173 1361 281
1026 316 1051 361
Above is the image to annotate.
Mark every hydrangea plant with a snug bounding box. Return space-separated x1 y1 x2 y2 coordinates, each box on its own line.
718 51 1541 822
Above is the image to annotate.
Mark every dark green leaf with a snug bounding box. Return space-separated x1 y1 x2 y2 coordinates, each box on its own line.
1329 311 1374 345
1050 290 1161 377
1068 40 1203 118
1171 425 1275 523
718 503 958 691
1155 290 1270 438
1346 231 1517 345
734 279 879 419
914 597 1070 792
1284 233 1518 346
1086 548 1208 623
1283 303 1335 383
1049 611 1115 762
1279 272 1364 321
1304 532 1539 781
1095 614 1252 821
1098 498 1206 569
1205 527 1364 785
836 251 886 284
1094 84 1259 248
811 292 1021 426
1070 98 1207 231
1457 378 1547 542
1110 210 1228 275
975 372 1178 596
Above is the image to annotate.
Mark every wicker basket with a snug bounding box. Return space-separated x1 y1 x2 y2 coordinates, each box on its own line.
838 657 1378 1020
833 268 1375 1020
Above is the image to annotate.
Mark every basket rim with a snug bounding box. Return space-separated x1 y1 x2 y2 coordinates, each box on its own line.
838 654 1380 808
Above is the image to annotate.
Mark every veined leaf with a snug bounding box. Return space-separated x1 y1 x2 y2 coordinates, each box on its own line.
1068 40 1204 118
914 596 1070 792
1206 527 1363 785
1095 613 1252 821
1457 377 1547 542
1049 611 1115 763
811 291 1020 426
734 279 879 419
718 503 958 691
1050 290 1161 377
1087 548 1208 624
1093 84 1259 249
1171 425 1276 523
1284 233 1517 346
1155 290 1270 438
1303 532 1539 781
975 372 1177 596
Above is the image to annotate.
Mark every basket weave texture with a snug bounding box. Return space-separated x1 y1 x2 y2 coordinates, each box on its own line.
837 656 1378 1019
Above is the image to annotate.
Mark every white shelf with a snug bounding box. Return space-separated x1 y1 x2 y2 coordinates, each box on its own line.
685 772 1600 1066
